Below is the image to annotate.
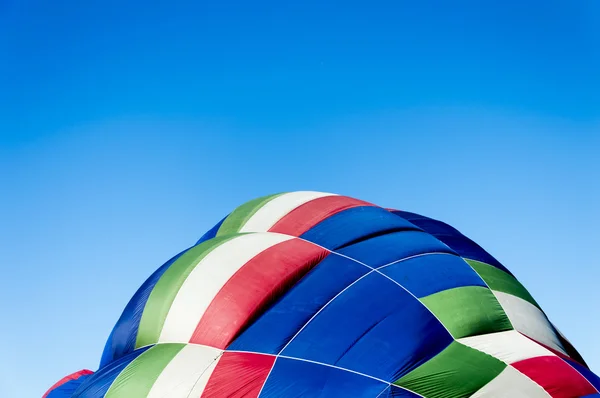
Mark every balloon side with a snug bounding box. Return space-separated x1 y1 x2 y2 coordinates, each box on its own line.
43 370 93 398
44 191 600 397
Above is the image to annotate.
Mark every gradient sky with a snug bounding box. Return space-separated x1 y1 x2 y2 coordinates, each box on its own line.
1 1 599 397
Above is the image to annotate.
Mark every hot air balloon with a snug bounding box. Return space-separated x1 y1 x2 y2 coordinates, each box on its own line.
45 191 600 397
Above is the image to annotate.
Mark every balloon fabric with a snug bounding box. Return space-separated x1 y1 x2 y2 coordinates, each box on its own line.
45 191 600 397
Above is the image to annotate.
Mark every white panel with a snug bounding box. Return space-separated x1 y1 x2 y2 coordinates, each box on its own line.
459 330 555 364
471 366 550 397
148 344 222 398
159 233 293 342
493 290 567 355
187 354 221 396
240 191 335 232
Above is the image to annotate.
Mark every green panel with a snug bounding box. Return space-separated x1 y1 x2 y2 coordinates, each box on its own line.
135 234 238 348
394 341 506 398
106 343 185 398
466 259 541 309
217 192 284 236
420 286 513 339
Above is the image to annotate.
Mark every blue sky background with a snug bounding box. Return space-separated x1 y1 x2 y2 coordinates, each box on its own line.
1 1 599 396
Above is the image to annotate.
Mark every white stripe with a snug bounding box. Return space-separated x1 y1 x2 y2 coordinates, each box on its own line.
493 290 567 355
471 366 551 397
147 345 222 398
159 233 293 342
187 354 221 397
459 330 556 364
240 191 335 232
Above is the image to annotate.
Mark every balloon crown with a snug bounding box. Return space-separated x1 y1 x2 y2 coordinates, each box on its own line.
45 191 599 397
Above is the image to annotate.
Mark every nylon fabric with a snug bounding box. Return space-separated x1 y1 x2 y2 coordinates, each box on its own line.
493 291 567 355
216 193 282 236
281 271 453 381
391 210 511 275
44 371 93 398
564 359 600 391
46 191 598 397
378 385 423 397
458 330 555 364
100 249 186 366
470 366 551 398
466 259 540 308
229 253 370 354
196 215 228 245
72 347 151 397
146 344 222 398
135 234 236 348
105 343 185 398
190 238 329 348
379 253 486 298
47 379 90 398
300 206 421 250
552 324 589 367
394 342 507 398
337 230 456 267
420 286 513 339
269 195 376 236
239 191 335 233
512 356 598 397
158 233 292 344
259 357 388 397
200 352 275 398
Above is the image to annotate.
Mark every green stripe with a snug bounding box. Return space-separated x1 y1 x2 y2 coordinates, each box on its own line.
216 193 284 236
465 259 541 309
420 286 513 339
135 234 238 348
106 343 185 398
394 341 506 398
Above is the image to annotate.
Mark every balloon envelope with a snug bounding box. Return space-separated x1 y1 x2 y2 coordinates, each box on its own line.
46 191 600 397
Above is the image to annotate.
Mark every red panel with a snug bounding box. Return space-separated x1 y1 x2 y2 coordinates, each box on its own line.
190 238 329 348
200 352 275 398
42 369 94 398
269 195 376 236
512 356 597 398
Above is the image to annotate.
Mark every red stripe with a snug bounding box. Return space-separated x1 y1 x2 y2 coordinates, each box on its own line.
512 356 597 398
190 239 329 349
200 352 275 398
268 195 376 236
42 369 93 398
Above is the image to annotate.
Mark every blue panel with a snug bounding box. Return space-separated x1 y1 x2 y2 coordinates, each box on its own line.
391 210 512 275
74 346 151 397
99 249 186 367
433 235 512 274
337 230 456 267
259 357 387 398
281 272 453 382
391 211 462 236
46 375 92 398
300 206 421 250
196 215 228 245
379 253 486 297
379 385 422 397
566 359 600 390
229 254 369 354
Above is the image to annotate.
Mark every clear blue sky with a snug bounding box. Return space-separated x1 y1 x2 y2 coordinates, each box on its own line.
1 1 599 396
